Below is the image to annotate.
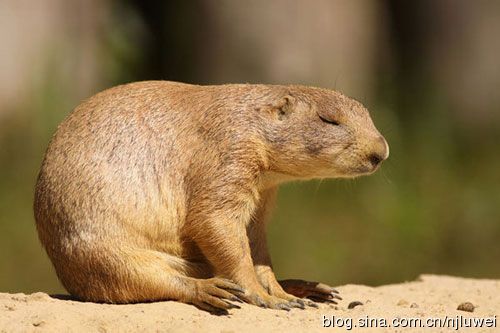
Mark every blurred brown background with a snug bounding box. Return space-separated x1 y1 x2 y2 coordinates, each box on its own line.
1 0 499 294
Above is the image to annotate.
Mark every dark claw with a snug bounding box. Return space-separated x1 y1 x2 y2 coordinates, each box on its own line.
306 300 319 308
289 301 305 309
331 293 342 300
199 302 230 316
309 292 335 300
226 302 241 309
213 309 230 316
278 303 291 311
230 296 243 303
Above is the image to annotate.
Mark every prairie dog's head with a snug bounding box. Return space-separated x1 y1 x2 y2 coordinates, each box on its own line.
262 85 389 179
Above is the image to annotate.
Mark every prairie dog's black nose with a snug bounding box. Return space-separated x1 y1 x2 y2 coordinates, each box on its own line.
368 136 389 168
368 153 384 167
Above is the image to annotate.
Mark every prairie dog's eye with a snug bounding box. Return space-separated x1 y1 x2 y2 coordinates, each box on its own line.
319 114 340 126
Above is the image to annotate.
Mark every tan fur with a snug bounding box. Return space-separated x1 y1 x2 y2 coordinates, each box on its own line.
34 81 388 311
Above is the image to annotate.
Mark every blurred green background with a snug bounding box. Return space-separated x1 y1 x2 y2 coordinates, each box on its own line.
1 0 499 295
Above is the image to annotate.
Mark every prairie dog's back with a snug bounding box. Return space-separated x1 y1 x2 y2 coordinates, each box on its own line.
34 81 209 256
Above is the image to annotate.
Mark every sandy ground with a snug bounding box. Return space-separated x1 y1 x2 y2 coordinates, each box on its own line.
1 275 499 333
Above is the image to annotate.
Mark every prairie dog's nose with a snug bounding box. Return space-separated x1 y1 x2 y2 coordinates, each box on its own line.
368 136 389 168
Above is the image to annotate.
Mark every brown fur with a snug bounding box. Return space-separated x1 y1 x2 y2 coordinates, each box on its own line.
34 81 388 312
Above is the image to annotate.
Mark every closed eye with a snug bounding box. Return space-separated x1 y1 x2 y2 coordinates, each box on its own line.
319 115 340 126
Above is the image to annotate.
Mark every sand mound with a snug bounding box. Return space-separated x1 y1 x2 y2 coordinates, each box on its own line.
1 275 499 332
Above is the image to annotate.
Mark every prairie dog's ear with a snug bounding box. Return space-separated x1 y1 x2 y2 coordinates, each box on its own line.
275 94 296 120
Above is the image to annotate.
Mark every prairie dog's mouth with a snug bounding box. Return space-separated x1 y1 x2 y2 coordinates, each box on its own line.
354 163 380 175
337 166 377 178
334 156 385 178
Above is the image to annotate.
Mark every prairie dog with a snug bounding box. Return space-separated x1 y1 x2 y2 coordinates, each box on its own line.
34 81 388 313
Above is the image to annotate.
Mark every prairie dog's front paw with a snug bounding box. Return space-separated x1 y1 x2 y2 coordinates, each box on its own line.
239 289 296 311
254 266 307 309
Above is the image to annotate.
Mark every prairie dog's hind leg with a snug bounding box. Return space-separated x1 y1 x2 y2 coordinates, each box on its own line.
54 246 243 314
